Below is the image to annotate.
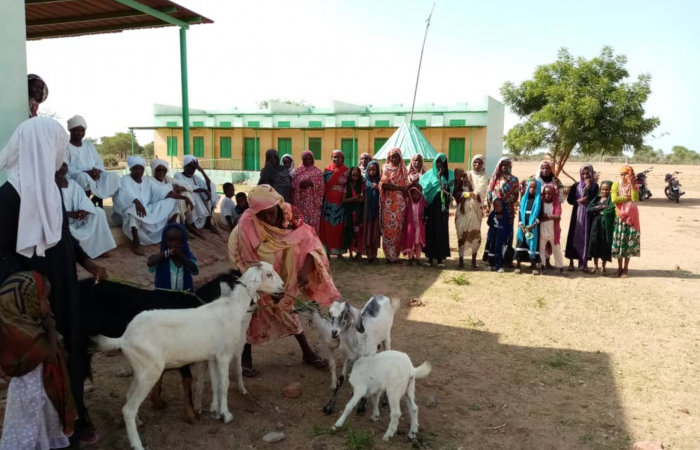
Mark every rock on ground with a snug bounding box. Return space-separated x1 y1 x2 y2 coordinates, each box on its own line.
262 431 286 443
283 382 303 399
426 395 437 407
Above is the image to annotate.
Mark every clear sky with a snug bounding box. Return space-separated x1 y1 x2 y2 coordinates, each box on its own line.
27 0 700 153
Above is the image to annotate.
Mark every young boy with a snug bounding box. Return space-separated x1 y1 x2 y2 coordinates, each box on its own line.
220 183 236 231
539 185 565 275
486 198 510 273
234 192 249 228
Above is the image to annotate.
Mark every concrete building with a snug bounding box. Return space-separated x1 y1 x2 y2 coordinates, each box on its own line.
143 96 505 173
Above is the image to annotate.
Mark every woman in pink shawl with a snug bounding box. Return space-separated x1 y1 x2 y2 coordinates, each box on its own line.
228 185 341 376
611 165 641 278
291 151 324 233
379 148 409 264
407 154 426 187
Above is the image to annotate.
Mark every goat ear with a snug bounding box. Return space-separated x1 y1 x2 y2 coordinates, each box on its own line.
219 282 232 298
245 267 262 300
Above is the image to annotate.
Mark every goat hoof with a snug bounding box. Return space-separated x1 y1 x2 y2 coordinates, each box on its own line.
322 405 334 416
238 387 248 396
331 425 339 432
370 415 380 422
211 411 221 420
382 435 393 442
408 431 417 440
222 412 234 424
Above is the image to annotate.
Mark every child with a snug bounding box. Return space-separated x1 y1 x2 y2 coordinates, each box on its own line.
220 182 236 231
401 186 427 266
362 160 382 264
453 168 483 269
587 180 615 275
515 178 542 275
539 185 565 275
342 167 365 260
486 198 510 273
0 272 78 450
234 192 249 224
148 223 199 292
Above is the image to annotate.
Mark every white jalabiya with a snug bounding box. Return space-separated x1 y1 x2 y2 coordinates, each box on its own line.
149 159 192 224
61 178 116 258
0 364 70 450
0 117 67 257
173 172 219 229
219 196 236 227
66 141 120 199
112 175 178 245
539 201 564 269
455 179 483 257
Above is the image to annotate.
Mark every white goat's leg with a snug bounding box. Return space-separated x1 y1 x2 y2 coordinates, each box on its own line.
382 393 402 441
192 362 207 415
332 389 365 431
370 392 381 422
124 369 161 450
208 359 220 418
406 379 420 439
215 354 234 424
234 352 247 395
328 347 337 390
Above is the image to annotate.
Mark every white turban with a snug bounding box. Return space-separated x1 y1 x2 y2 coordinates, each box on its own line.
150 158 169 173
67 115 87 130
183 155 198 167
127 155 146 168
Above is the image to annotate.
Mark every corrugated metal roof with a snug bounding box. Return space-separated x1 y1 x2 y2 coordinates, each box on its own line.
374 123 439 161
26 0 213 41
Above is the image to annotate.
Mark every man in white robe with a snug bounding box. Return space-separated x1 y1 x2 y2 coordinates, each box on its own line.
112 156 193 255
65 115 120 207
149 158 204 239
173 155 221 234
56 163 116 258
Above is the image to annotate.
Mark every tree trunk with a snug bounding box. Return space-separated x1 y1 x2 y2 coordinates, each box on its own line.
553 146 577 183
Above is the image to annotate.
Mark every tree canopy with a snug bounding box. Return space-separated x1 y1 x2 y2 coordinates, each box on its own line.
501 46 660 177
99 132 142 160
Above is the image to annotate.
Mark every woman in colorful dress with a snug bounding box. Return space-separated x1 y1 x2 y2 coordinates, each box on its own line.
320 150 349 258
564 164 598 271
362 160 382 264
420 153 455 268
485 157 520 266
379 148 409 264
407 154 426 188
291 151 324 234
611 166 641 278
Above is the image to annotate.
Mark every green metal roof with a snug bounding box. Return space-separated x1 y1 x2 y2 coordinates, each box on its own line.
374 123 438 161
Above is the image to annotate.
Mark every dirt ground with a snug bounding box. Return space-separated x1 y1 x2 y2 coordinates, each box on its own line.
2 161 699 450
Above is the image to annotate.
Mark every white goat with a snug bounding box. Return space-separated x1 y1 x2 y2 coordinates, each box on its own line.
295 307 340 389
93 262 285 450
332 351 432 441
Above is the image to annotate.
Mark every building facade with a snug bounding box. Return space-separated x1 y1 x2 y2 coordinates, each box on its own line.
145 96 504 173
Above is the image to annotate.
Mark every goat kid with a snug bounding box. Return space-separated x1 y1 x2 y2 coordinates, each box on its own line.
295 307 340 390
93 262 284 450
322 295 400 415
332 351 432 441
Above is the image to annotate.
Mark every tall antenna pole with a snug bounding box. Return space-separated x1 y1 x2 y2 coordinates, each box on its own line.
410 3 435 123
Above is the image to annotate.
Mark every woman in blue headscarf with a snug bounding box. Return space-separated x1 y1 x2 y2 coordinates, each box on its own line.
419 153 455 268
362 160 382 264
515 177 543 275
147 223 199 292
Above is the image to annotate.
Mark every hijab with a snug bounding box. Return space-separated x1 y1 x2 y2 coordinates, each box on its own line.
155 223 196 292
489 156 515 193
259 149 291 202
578 164 597 191
379 148 408 190
517 178 543 253
364 160 381 222
324 150 349 190
358 153 372 177
419 153 455 207
536 160 555 183
28 74 49 118
281 154 295 177
407 154 426 184
0 117 68 258
617 166 641 232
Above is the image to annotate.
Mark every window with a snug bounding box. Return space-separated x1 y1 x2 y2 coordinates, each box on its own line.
308 137 322 160
374 120 390 127
341 120 355 127
449 119 466 127
277 121 291 128
308 120 323 128
166 121 177 127
412 119 427 127
220 137 232 158
192 121 204 127
193 136 205 158
167 136 178 156
278 138 292 157
219 121 231 128
448 138 466 163
244 138 260 170
374 138 388 153
247 121 260 127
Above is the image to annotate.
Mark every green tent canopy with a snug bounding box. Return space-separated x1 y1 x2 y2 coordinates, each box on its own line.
373 123 439 161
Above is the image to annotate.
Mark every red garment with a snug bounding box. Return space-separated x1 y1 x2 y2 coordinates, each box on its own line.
401 193 426 255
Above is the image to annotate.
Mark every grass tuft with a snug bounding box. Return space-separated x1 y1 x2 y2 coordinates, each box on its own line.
445 274 471 286
462 314 485 328
309 425 332 438
535 296 546 308
347 428 373 450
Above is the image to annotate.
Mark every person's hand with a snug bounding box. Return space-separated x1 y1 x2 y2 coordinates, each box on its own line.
519 224 526 232
184 197 194 211
67 211 80 220
84 259 108 281
202 190 212 202
76 210 88 221
174 185 187 194
92 168 101 181
134 199 147 218
371 182 378 190
297 265 311 289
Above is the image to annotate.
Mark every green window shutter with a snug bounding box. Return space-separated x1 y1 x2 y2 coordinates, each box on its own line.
449 119 466 127
448 138 466 163
167 136 178 156
412 119 427 127
193 136 205 158
374 120 390 127
166 121 177 127
243 138 260 170
308 137 322 160
340 138 358 167
278 138 292 157
308 120 323 128
278 121 291 128
220 121 231 128
341 120 355 127
374 138 388 153
193 121 204 127
220 137 232 158
247 121 260 127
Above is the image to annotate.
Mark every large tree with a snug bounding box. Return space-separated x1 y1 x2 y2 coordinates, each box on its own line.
99 132 142 161
501 46 660 179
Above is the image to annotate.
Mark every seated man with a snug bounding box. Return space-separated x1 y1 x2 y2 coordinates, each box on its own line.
56 162 116 259
65 115 120 207
112 156 193 255
173 155 221 234
149 158 203 239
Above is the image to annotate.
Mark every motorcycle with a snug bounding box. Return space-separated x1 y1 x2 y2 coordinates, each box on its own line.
664 171 684 203
636 167 653 201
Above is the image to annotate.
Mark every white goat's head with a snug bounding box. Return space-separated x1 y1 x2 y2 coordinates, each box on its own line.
238 262 285 302
329 301 364 339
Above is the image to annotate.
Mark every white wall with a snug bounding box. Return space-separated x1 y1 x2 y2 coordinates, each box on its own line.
484 96 505 174
0 0 28 184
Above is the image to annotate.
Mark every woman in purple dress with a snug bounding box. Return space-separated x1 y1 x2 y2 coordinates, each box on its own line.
565 164 598 271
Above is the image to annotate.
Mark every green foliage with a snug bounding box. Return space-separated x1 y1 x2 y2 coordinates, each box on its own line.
668 145 700 163
143 142 155 159
99 132 142 161
102 155 119 169
501 47 660 176
444 274 470 286
346 428 373 450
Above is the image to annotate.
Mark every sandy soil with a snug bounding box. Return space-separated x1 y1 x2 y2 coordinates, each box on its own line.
2 162 699 450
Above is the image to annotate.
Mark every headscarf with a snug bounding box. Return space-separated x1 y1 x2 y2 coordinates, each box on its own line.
259 149 292 202
488 156 520 211
536 160 555 183
291 150 324 207
588 181 615 244
489 156 514 194
127 155 146 168
517 178 542 254
28 74 48 118
150 158 169 174
0 272 77 435
183 155 197 167
379 148 408 191
324 150 349 192
617 166 641 232
0 117 68 258
281 154 295 177
358 153 372 177
578 164 597 191
619 165 638 191
364 160 381 222
407 154 426 184
419 153 455 207
471 154 485 167
155 223 196 292
542 184 563 245
66 115 87 130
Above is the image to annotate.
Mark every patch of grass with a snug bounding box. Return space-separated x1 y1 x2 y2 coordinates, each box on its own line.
461 315 485 328
413 433 433 448
470 403 483 411
309 425 332 438
444 274 470 286
347 428 373 450
534 296 546 308
541 350 581 376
